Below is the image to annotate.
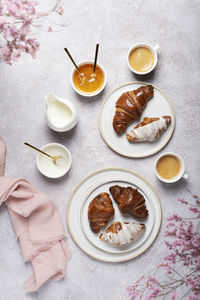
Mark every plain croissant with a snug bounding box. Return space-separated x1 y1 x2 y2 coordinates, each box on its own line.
126 116 171 143
113 85 154 135
99 221 146 247
88 192 115 233
109 185 148 219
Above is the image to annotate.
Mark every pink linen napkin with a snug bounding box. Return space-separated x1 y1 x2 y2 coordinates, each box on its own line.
0 137 70 292
0 137 6 176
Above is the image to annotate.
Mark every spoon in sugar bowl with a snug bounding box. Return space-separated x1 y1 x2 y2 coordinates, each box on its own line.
24 142 61 165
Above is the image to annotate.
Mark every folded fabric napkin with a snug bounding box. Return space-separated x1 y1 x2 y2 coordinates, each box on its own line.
0 137 70 292
0 137 6 176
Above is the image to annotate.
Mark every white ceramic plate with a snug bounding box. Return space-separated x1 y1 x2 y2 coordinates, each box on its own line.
99 82 175 158
81 180 154 254
67 167 161 262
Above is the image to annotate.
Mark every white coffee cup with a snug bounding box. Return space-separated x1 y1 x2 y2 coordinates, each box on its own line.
127 43 159 75
154 152 188 183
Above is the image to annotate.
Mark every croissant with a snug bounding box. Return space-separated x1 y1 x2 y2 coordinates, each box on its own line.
99 221 146 247
88 192 115 233
113 85 154 135
109 185 148 219
126 116 171 143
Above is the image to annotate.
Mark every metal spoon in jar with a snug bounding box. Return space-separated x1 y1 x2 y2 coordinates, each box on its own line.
64 47 86 84
24 142 61 165
88 44 99 83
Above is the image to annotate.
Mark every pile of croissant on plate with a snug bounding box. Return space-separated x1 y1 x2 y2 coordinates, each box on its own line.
112 85 171 142
88 185 148 247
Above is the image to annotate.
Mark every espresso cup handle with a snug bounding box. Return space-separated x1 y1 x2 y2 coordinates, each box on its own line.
153 44 160 51
183 173 189 180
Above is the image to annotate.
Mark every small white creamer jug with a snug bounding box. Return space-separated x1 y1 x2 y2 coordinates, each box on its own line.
45 93 78 132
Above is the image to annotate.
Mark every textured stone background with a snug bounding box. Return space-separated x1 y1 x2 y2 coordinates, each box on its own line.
0 0 200 299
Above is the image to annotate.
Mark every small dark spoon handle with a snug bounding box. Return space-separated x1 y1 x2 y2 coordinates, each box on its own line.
93 44 99 73
24 142 52 159
64 47 81 73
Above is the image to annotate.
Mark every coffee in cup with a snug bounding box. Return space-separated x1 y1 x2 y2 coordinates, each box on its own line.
154 152 188 183
127 43 159 75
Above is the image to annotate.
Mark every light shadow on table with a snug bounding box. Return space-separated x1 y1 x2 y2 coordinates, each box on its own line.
129 69 157 83
44 123 78 144
72 88 107 104
157 177 189 193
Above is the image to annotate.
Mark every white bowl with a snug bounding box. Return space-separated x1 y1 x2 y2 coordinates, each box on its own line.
154 152 188 183
71 60 107 97
127 43 159 75
36 143 72 179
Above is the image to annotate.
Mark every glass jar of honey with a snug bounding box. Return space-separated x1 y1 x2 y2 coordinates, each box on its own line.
71 61 106 97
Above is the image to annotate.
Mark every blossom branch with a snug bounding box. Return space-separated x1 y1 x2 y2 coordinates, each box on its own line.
0 0 65 64
127 190 200 299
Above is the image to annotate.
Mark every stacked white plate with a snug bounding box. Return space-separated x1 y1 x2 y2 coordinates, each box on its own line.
67 168 161 262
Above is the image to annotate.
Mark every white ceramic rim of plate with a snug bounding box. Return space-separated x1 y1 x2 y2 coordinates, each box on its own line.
66 167 162 262
98 81 176 158
80 179 155 254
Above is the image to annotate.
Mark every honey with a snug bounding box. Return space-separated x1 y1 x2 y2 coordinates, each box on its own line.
73 63 104 93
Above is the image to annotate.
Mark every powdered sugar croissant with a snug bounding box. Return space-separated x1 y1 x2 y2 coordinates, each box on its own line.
99 221 146 247
126 116 171 143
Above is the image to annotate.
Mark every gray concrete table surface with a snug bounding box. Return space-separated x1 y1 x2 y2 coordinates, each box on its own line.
0 0 200 299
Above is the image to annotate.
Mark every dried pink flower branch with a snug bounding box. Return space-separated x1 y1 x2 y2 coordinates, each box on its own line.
127 190 200 299
0 0 64 64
